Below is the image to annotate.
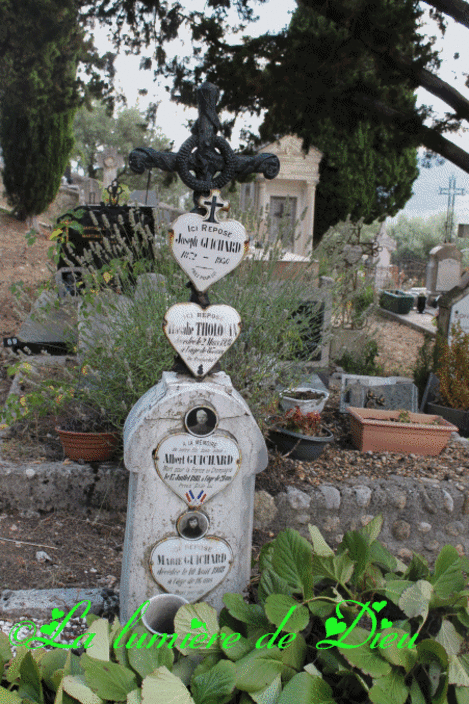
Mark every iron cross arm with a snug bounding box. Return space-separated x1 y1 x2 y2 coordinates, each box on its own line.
129 146 280 183
128 82 280 193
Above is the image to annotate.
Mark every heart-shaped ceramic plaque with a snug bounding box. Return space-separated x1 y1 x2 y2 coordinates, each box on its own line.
169 212 248 292
163 303 241 378
150 536 233 601
154 432 241 507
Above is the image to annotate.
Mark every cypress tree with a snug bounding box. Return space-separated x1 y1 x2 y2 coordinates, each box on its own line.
0 0 82 220
0 106 76 221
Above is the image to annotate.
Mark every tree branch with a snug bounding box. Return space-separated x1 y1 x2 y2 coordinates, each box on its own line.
354 92 469 173
423 0 469 30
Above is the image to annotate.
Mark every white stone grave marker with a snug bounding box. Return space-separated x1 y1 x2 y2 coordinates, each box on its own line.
163 303 241 377
169 191 249 292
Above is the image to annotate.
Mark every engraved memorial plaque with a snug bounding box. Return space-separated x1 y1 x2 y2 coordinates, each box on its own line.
169 191 249 292
154 432 241 507
149 536 233 600
163 303 241 377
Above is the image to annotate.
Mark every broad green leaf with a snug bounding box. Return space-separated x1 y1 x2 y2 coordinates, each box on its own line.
5 647 28 683
0 686 22 704
126 689 141 704
361 564 386 591
377 628 417 672
264 595 309 634
235 647 283 693
369 541 397 572
62 676 103 704
250 674 282 704
417 639 449 669
360 515 384 544
219 629 257 661
308 526 334 556
410 678 426 704
455 687 469 704
385 579 414 606
191 659 236 704
141 667 195 704
457 610 469 629
277 672 335 704
258 570 294 604
259 543 275 572
0 633 12 666
312 552 354 587
127 626 173 677
271 529 314 598
449 655 469 687
307 599 336 618
223 594 270 629
18 651 43 704
369 670 408 704
338 629 392 678
280 633 306 674
436 620 464 657
304 663 321 677
398 580 433 620
174 603 220 655
39 650 68 690
173 653 208 686
80 654 137 701
84 619 109 661
432 546 465 599
404 553 430 581
339 531 370 581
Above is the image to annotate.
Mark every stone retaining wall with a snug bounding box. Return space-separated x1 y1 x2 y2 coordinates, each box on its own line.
1 456 468 562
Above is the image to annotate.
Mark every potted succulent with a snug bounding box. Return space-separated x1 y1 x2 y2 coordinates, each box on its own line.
347 406 457 455
266 406 334 460
425 322 469 436
279 386 330 413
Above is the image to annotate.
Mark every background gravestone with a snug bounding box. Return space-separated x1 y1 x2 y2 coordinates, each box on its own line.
340 374 417 413
96 147 125 189
426 243 462 297
437 277 469 342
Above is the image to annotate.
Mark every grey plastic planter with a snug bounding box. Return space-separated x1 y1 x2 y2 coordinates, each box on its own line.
267 426 334 461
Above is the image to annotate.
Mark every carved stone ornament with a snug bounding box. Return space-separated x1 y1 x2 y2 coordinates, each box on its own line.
149 536 233 600
163 303 241 378
169 190 248 292
154 431 241 507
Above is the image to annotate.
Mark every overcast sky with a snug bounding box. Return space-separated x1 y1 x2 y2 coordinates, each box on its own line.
91 1 469 220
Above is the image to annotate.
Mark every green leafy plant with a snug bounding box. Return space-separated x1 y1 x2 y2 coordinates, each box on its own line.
3 520 469 703
413 335 436 406
337 338 383 376
436 323 469 411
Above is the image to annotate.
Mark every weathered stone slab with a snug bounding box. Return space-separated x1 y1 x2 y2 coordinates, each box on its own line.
340 374 414 413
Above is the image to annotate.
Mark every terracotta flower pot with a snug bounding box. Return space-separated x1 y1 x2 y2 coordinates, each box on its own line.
347 407 458 456
56 428 119 462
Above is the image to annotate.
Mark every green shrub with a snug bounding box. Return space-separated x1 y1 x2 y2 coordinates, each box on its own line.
3 518 469 703
337 338 383 376
413 335 436 406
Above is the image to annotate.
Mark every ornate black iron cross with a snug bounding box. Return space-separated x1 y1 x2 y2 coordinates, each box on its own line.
128 82 280 209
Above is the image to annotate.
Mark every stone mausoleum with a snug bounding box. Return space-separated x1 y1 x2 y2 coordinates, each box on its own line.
239 135 322 259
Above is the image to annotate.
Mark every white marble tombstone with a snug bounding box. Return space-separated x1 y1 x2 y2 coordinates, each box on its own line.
438 279 469 342
120 370 268 620
426 244 462 295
